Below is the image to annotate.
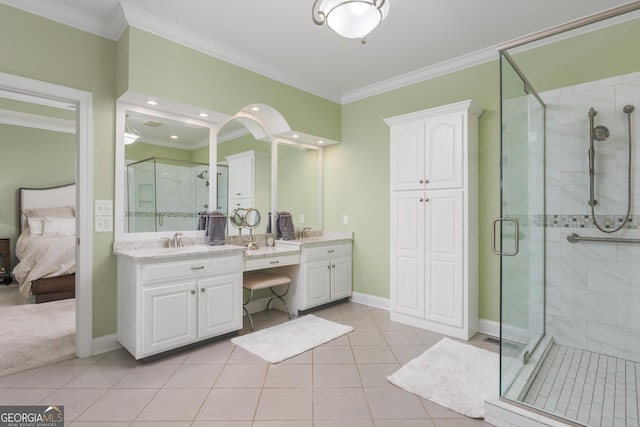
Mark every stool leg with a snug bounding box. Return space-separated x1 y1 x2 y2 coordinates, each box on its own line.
243 288 255 331
266 283 293 319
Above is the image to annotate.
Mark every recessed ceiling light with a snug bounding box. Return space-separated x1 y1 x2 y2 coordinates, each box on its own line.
170 135 179 139
317 140 324 144
292 134 299 138
199 112 209 118
146 100 158 106
250 106 260 111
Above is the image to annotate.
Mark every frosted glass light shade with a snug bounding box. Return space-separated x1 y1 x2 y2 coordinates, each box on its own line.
124 132 140 145
313 0 389 40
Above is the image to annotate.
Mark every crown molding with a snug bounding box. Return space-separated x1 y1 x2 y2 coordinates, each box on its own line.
0 108 75 133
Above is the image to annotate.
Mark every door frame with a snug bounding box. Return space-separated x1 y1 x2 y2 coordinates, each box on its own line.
0 72 93 358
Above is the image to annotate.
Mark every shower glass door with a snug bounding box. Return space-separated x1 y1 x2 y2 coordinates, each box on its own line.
499 52 545 397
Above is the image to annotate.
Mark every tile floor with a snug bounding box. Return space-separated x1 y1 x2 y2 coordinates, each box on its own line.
523 343 640 427
0 301 497 426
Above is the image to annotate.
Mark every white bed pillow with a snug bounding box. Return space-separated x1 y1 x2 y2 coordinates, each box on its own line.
42 216 76 236
28 217 46 235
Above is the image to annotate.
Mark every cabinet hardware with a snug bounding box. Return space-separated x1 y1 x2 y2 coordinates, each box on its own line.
270 260 280 264
191 266 205 271
327 249 335 253
419 179 424 184
201 288 205 292
425 179 430 184
190 290 196 295
425 198 430 202
419 198 424 202
332 264 335 268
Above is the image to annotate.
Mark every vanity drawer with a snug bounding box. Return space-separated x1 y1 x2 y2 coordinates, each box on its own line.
142 255 242 284
245 254 299 271
303 243 351 262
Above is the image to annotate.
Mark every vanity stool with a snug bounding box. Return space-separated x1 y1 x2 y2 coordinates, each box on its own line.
242 272 293 331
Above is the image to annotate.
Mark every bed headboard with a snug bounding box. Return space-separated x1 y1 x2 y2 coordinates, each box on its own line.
19 183 76 232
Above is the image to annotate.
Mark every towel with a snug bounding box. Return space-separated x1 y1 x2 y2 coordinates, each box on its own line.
206 211 227 245
278 211 295 241
197 211 207 231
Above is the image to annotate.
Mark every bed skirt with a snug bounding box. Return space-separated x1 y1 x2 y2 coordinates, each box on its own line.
31 274 75 303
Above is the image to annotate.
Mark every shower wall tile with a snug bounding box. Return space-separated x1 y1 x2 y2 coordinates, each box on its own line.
546 314 587 350
541 71 640 361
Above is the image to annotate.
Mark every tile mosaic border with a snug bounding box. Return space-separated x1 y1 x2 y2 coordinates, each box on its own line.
513 214 639 229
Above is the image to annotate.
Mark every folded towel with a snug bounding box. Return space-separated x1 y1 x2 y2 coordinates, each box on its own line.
206 211 227 245
278 211 295 241
197 211 207 231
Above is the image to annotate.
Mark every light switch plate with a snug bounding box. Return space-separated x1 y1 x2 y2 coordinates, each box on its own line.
95 215 113 232
95 200 113 215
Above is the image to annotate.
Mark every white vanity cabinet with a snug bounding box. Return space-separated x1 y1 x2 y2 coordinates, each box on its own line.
286 241 352 313
117 252 243 359
386 100 481 340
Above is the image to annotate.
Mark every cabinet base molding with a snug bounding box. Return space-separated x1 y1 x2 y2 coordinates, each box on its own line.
390 311 477 341
140 331 239 363
297 297 350 316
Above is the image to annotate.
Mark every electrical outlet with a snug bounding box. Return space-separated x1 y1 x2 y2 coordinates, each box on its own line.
95 200 113 215
343 214 349 225
95 216 113 232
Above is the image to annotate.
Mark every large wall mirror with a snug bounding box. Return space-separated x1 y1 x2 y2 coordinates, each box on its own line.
114 93 332 242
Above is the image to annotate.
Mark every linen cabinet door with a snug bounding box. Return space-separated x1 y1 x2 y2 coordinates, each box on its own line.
390 122 425 191
330 256 352 300
142 281 197 355
390 191 425 318
424 189 463 327
198 273 242 338
424 113 463 189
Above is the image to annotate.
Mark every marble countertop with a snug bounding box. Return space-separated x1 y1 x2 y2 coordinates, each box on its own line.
113 230 353 261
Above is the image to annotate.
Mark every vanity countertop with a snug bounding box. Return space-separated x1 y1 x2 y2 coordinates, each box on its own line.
244 244 300 259
113 244 245 261
278 230 353 247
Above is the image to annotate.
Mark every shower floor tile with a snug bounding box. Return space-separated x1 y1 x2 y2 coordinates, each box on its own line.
522 343 640 427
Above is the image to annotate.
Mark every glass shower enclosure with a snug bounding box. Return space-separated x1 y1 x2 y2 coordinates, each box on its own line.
498 4 640 426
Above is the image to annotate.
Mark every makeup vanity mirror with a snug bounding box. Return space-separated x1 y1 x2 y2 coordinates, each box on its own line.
114 93 336 243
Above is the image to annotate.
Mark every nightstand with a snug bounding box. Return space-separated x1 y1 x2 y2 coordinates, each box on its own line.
0 238 10 285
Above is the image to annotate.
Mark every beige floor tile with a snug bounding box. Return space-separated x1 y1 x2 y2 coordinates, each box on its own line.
95 349 139 367
69 422 130 426
191 422 251 427
314 387 371 420
12 364 89 388
63 365 132 388
432 419 494 426
390 345 430 365
264 364 312 388
322 334 350 346
357 363 400 387
421 399 470 419
38 388 107 421
130 422 191 427
253 421 312 427
348 331 387 346
254 387 312 420
312 345 355 364
75 388 158 421
351 346 397 364
136 388 208 421
279 349 312 364
365 387 430 419
0 369 39 388
226 346 270 364
313 364 361 388
195 388 260 421
346 318 381 331
0 387 55 404
375 420 436 427
314 420 374 427
382 330 425 345
214 363 267 388
113 364 178 388
164 364 222 388
182 340 235 364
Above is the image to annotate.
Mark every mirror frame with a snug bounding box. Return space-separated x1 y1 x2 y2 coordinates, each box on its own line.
114 93 327 242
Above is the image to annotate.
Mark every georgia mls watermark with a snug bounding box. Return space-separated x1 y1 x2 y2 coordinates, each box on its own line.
0 406 64 427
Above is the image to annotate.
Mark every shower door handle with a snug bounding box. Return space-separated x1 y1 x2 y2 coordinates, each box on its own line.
491 217 520 256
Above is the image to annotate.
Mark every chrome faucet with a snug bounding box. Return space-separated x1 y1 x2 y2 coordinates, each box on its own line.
301 227 312 240
172 232 184 248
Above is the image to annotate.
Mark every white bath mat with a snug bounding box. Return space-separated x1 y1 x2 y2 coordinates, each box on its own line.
387 337 499 418
231 314 353 363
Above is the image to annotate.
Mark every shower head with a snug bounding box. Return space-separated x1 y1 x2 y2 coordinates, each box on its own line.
623 104 635 114
196 170 208 179
593 125 610 142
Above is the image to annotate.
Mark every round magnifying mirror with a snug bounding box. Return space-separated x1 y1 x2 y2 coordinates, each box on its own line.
243 208 261 229
230 208 246 229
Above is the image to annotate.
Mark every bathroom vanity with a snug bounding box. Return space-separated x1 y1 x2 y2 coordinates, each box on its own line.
114 231 352 360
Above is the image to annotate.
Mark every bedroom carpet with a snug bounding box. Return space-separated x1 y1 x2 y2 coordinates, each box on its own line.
0 297 75 378
231 314 354 363
387 337 499 418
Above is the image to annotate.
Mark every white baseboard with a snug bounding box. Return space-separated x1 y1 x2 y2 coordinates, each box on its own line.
478 318 500 338
92 333 122 355
349 291 390 310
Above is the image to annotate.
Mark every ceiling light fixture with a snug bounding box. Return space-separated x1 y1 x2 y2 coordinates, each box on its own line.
312 0 389 44
146 100 158 106
124 114 141 145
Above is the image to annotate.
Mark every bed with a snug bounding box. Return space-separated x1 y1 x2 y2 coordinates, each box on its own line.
12 183 76 303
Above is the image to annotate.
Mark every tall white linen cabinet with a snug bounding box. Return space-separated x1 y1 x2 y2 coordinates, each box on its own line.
385 100 482 340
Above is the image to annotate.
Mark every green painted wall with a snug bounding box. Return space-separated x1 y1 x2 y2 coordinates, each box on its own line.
0 124 75 268
0 4 117 337
332 62 502 321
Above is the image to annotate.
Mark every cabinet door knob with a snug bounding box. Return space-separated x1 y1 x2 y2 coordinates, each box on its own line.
425 179 430 184
332 264 335 268
419 198 424 202
191 266 205 271
425 198 430 202
419 179 424 184
201 288 205 293
327 249 335 253
190 290 196 295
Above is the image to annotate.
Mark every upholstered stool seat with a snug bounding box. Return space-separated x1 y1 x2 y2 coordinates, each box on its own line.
242 272 292 330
